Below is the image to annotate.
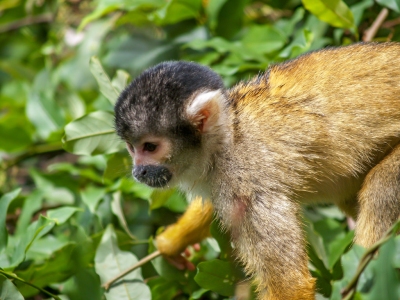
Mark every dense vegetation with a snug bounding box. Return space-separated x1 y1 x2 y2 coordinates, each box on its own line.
1 0 400 299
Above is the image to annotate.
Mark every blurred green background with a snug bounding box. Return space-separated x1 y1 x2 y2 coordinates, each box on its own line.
1 0 400 299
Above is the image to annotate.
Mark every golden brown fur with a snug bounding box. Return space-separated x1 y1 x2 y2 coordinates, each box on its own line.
118 43 400 300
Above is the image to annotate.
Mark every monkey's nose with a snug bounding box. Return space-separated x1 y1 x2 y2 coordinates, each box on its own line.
133 165 172 188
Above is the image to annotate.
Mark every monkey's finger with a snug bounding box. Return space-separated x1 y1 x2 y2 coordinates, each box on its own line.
193 243 201 252
164 254 195 271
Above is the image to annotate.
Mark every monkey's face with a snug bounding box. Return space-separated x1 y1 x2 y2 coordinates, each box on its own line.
114 61 227 189
125 136 174 188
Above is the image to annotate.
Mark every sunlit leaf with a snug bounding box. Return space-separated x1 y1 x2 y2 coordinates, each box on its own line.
47 206 82 225
194 259 241 296
111 70 130 94
63 111 124 155
0 189 21 252
95 225 151 300
302 0 355 28
0 275 24 300
364 237 400 300
10 216 56 268
90 57 119 105
376 0 400 12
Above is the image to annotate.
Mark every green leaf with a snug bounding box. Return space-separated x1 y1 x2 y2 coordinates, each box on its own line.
95 225 151 300
150 0 201 25
364 237 400 300
15 190 44 236
47 206 82 225
147 277 179 300
194 259 241 296
90 57 120 105
111 70 130 94
302 0 355 29
240 25 287 59
210 220 232 260
63 111 124 156
81 186 106 213
305 221 329 269
330 245 365 300
327 230 354 269
376 0 400 12
205 0 229 30
80 0 164 29
0 189 21 252
351 0 374 26
111 191 135 239
10 215 56 268
151 254 187 282
15 243 77 297
150 189 175 210
279 29 314 58
26 70 65 139
0 122 32 152
214 0 247 39
104 152 132 181
0 274 24 300
26 90 65 139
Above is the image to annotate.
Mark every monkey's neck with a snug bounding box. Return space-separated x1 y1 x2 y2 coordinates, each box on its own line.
179 116 235 201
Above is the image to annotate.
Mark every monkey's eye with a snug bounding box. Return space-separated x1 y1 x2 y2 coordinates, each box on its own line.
143 142 157 152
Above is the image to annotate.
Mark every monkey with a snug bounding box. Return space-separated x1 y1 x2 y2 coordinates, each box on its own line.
114 42 400 300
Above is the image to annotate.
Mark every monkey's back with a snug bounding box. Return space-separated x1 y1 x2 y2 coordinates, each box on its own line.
228 43 400 198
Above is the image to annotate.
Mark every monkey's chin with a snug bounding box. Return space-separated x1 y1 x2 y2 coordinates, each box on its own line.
133 176 172 189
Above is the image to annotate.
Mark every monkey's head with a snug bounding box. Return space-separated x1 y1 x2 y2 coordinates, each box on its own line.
114 61 228 189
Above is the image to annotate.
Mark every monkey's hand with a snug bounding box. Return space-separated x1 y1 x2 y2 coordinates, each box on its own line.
155 197 213 270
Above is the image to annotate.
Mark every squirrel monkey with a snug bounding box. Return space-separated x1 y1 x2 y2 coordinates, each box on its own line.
115 43 400 300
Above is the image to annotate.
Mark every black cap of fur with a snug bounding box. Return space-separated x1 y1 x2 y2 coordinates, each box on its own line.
114 61 224 146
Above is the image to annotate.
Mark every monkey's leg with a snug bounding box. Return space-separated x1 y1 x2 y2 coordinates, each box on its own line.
156 196 213 257
355 144 400 248
226 195 315 300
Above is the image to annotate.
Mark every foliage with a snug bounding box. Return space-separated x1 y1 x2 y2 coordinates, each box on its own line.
1 0 400 299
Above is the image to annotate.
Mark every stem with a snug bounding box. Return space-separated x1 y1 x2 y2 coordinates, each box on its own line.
363 8 389 42
1 142 64 170
341 220 400 299
0 269 61 300
0 13 53 34
102 250 161 291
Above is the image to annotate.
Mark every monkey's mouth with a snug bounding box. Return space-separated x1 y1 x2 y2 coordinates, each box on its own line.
133 165 173 188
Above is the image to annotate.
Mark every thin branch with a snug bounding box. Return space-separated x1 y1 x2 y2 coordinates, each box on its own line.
0 269 61 300
363 8 389 42
1 142 64 170
382 17 400 28
102 250 161 291
0 13 53 34
341 220 400 299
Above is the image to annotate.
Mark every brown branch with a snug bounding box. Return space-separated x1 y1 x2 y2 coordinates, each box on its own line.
363 8 389 42
0 13 53 34
102 250 161 291
1 142 64 170
382 18 400 28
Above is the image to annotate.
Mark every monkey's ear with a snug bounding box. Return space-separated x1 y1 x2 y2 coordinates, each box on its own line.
186 90 226 133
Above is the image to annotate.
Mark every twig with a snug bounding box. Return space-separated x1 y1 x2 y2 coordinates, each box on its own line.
341 220 400 299
1 142 63 170
0 13 53 34
363 8 389 42
102 250 161 291
382 17 400 28
0 269 61 300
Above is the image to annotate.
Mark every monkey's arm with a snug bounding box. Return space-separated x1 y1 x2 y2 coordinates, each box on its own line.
156 196 213 257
